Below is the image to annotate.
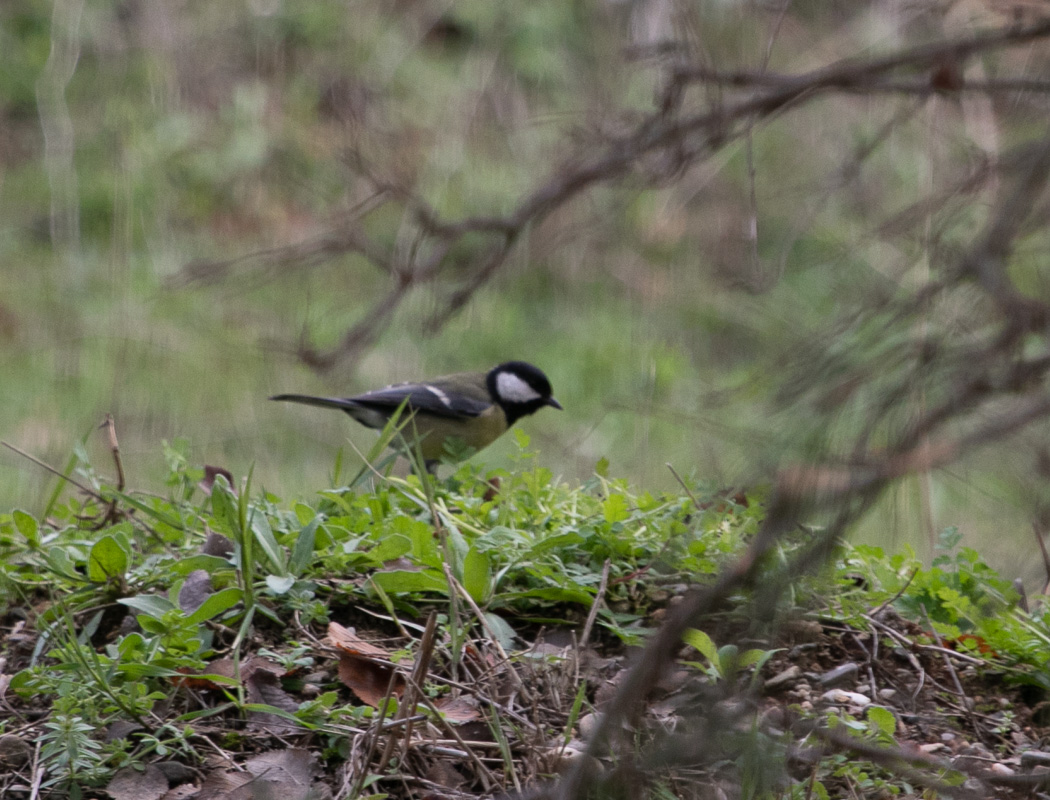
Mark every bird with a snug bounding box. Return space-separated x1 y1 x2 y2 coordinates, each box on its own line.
271 361 562 472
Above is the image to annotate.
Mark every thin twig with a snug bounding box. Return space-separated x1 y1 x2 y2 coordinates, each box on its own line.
100 413 125 491
918 604 986 746
1 440 101 501
577 559 610 652
867 567 919 618
1033 521 1050 595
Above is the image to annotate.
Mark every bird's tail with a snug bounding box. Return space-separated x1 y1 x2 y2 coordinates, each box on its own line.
269 393 359 411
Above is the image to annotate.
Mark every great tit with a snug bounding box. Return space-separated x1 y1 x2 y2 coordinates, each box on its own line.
271 361 562 472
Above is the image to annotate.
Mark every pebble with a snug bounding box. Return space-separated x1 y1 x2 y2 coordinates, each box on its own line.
820 689 871 707
765 665 801 690
817 663 860 687
1020 750 1050 769
578 713 601 740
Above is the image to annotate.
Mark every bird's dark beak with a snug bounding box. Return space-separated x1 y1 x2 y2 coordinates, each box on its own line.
547 397 563 410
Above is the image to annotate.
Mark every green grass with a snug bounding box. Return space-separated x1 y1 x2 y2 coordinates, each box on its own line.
3 443 1050 798
4 1 1050 581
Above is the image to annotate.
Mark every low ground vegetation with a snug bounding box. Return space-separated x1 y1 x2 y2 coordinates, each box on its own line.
3 439 1050 799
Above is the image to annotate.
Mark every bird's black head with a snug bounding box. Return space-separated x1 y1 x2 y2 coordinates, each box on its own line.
486 361 562 425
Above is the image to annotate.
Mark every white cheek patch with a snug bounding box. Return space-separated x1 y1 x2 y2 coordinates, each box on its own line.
423 385 453 409
496 372 542 404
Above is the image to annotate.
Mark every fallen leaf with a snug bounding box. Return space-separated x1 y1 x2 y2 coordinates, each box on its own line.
106 764 169 800
201 530 234 558
327 622 393 659
425 760 466 789
336 651 404 708
178 570 213 615
246 668 301 733
160 785 199 800
175 656 286 691
198 466 235 496
432 695 481 723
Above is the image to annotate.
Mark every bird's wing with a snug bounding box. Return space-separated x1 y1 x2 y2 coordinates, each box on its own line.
351 379 491 420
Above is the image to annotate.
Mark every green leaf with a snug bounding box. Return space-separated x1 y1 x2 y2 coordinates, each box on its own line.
44 546 81 581
186 586 243 623
12 510 39 546
169 555 232 576
496 586 594 605
112 491 186 530
367 533 412 564
250 509 287 575
718 638 743 671
603 493 629 523
866 705 897 738
463 546 492 604
399 517 440 568
737 648 771 669
87 535 129 582
682 628 719 664
266 575 296 595
371 569 448 595
210 477 240 534
119 594 177 620
481 611 516 651
115 663 185 679
527 532 585 554
288 514 322 576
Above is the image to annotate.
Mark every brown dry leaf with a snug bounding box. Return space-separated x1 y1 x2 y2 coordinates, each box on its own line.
160 785 199 800
197 748 325 800
104 720 144 742
432 695 481 723
379 556 418 571
424 761 466 789
178 570 213 615
336 651 405 708
246 669 301 733
326 621 392 658
106 764 169 800
201 530 234 558
198 465 235 496
176 656 285 691
0 734 32 772
196 767 252 800
244 748 317 784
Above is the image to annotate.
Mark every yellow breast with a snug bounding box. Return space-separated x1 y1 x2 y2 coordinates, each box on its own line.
410 405 509 462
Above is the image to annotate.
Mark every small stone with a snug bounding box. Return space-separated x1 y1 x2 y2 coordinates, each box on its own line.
817 663 860 687
1021 750 1050 769
0 735 32 771
155 761 197 785
765 665 802 690
878 688 897 700
820 689 870 707
989 763 1015 776
919 743 948 754
547 744 602 777
941 732 956 742
578 713 600 740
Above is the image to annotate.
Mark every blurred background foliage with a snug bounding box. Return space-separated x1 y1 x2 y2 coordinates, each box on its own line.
4 0 1050 579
